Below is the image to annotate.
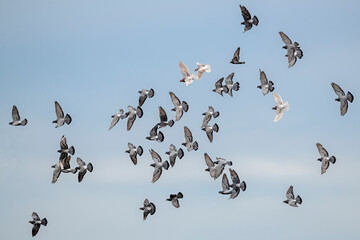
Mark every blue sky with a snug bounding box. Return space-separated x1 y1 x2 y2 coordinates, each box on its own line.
1 0 360 239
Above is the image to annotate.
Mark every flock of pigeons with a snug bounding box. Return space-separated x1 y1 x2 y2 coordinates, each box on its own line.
6 4 355 237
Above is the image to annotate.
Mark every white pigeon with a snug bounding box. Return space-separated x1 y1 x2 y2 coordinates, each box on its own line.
272 93 289 122
194 62 211 80
179 61 196 86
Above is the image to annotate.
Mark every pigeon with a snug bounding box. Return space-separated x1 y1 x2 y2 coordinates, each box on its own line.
316 143 336 175
9 105 27 126
51 155 77 184
157 106 174 128
219 173 232 195
212 77 229 96
139 199 156 220
146 124 164 143
194 62 211 80
204 153 224 180
279 32 303 68
331 82 354 116
165 144 184 167
230 47 245 64
166 192 183 208
229 168 246 199
224 73 240 97
258 69 275 95
202 106 219 127
182 126 199 152
125 142 143 165
272 93 289 122
126 105 143 131
75 157 93 182
138 88 155 107
29 212 47 237
169 92 188 121
57 135 75 155
240 5 259 32
179 61 197 86
201 123 219 143
149 149 170 183
283 185 302 207
53 101 71 128
109 109 128 130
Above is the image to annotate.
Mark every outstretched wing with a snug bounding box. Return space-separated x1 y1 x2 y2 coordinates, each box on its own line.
150 149 162 163
55 101 64 119
204 153 214 168
179 61 190 77
286 185 295 200
316 143 329 157
279 31 292 45
331 82 345 98
159 106 168 122
12 105 20 121
184 126 193 143
240 5 251 20
273 93 283 106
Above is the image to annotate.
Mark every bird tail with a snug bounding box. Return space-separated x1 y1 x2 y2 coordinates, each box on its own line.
163 161 170 170
240 181 247 191
21 119 28 126
65 114 72 125
347 92 354 103
227 161 233 166
150 203 156 215
233 82 240 91
178 148 184 159
213 111 220 118
269 81 275 92
158 131 164 142
137 146 143 156
148 88 155 98
68 146 75 155
252 16 259 26
41 218 48 226
87 163 93 172
284 102 290 111
193 141 199 151
212 123 219 133
205 64 211 73
136 107 143 118
177 192 183 198
182 101 189 112
296 195 302 204
329 156 336 164
168 120 175 127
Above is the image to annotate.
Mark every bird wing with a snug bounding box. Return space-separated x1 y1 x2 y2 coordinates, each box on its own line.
340 99 349 116
130 152 138 165
78 169 87 182
150 149 162 163
152 167 162 183
76 157 86 167
279 31 292 45
259 69 268 86
184 126 193 143
175 108 183 121
206 127 214 142
55 101 64 119
229 169 240 184
215 78 224 88
321 160 330 175
172 199 180 208
331 82 345 97
60 135 68 150
202 114 211 127
240 5 251 20
32 212 40 221
127 112 136 131
128 142 135 150
12 105 20 121
109 114 120 130
61 155 71 170
204 153 214 168
316 143 329 157
286 186 295 200
143 198 150 207
52 164 61 183
222 174 230 191
169 92 181 107
214 164 225 179
225 72 235 86
159 106 168 122
179 61 190 77
232 47 240 62
274 108 284 123
32 224 40 237
230 187 240 199
273 93 283 106
138 93 147 107
149 124 158 137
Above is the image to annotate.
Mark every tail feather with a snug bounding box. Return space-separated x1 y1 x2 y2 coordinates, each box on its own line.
148 88 155 98
213 111 220 118
136 107 143 118
177 192 183 198
227 161 233 166
168 120 174 127
150 203 156 215
240 181 246 191
41 218 48 226
296 195 302 204
182 101 189 112
137 146 143 156
213 123 219 133
233 82 240 91
163 161 170 170
178 148 184 159
329 156 336 164
21 119 28 126
65 114 72 125
347 92 354 103
252 16 259 26
158 131 164 142
205 64 211 73
68 146 75 155
193 141 199 151
87 163 93 172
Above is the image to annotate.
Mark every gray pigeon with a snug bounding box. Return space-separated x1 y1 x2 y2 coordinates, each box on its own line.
157 106 174 128
57 135 75 155
316 143 336 175
109 109 128 130
166 192 183 208
53 101 71 128
165 144 184 167
240 5 259 32
212 77 229 96
219 173 232 195
202 106 219 127
229 168 246 199
279 32 303 68
283 185 302 207
125 142 143 165
146 124 164 142
182 126 198 152
139 199 156 220
225 73 240 97
230 47 245 64
9 105 27 126
149 149 169 183
258 69 274 95
29 212 47 237
75 157 93 183
169 92 188 121
201 123 219 143
126 105 143 131
204 153 224 180
331 82 354 116
138 88 155 107
51 154 77 184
